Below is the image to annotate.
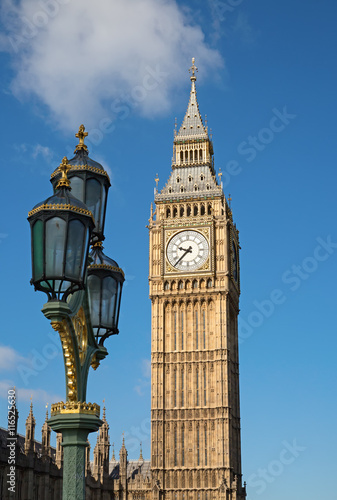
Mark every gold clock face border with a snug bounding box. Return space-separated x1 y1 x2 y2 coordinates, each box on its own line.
164 227 211 275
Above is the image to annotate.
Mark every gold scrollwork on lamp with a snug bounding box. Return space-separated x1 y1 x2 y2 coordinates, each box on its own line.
90 353 100 371
51 320 78 402
71 307 88 365
51 401 100 417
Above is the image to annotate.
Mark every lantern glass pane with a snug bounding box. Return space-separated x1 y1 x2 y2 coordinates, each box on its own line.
100 186 107 231
116 281 122 326
69 176 84 201
85 178 101 229
32 219 44 280
87 274 101 326
65 219 86 280
80 228 90 277
101 276 117 328
45 217 66 277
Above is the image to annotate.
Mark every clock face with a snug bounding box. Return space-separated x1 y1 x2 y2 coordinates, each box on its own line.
166 230 209 272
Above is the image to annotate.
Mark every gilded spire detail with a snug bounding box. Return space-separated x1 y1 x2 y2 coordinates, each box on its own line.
75 124 88 153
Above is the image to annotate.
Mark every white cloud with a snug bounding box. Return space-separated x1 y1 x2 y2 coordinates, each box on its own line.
13 142 56 175
31 144 54 162
1 0 223 131
0 345 29 372
15 387 62 404
0 380 61 404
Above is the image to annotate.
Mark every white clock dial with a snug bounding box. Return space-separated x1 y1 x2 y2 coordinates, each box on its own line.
166 230 209 271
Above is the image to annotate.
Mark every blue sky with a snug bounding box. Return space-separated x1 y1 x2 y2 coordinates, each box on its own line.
1 0 336 498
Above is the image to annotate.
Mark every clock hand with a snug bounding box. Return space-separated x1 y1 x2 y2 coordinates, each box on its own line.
174 246 192 267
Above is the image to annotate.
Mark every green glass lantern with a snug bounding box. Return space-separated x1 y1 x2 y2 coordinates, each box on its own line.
87 242 124 345
28 157 94 301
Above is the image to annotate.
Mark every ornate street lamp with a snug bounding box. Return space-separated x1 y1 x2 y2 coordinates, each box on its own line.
50 125 110 242
28 129 123 500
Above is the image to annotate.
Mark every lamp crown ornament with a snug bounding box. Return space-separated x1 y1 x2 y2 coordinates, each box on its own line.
75 124 89 153
56 157 71 189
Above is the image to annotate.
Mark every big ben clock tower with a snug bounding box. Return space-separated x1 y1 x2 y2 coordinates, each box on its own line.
148 59 246 500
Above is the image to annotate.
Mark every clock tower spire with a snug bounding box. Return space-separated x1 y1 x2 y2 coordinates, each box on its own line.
172 58 215 176
149 59 245 500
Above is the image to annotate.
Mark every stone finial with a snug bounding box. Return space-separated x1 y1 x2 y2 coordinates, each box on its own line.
41 406 51 458
189 57 198 81
25 400 36 454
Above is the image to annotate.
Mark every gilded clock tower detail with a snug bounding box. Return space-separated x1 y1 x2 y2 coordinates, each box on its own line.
148 59 246 500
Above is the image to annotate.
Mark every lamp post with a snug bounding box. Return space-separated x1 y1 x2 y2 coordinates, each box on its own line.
28 126 124 500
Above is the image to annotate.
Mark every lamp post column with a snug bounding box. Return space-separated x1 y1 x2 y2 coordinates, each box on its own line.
48 410 102 500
